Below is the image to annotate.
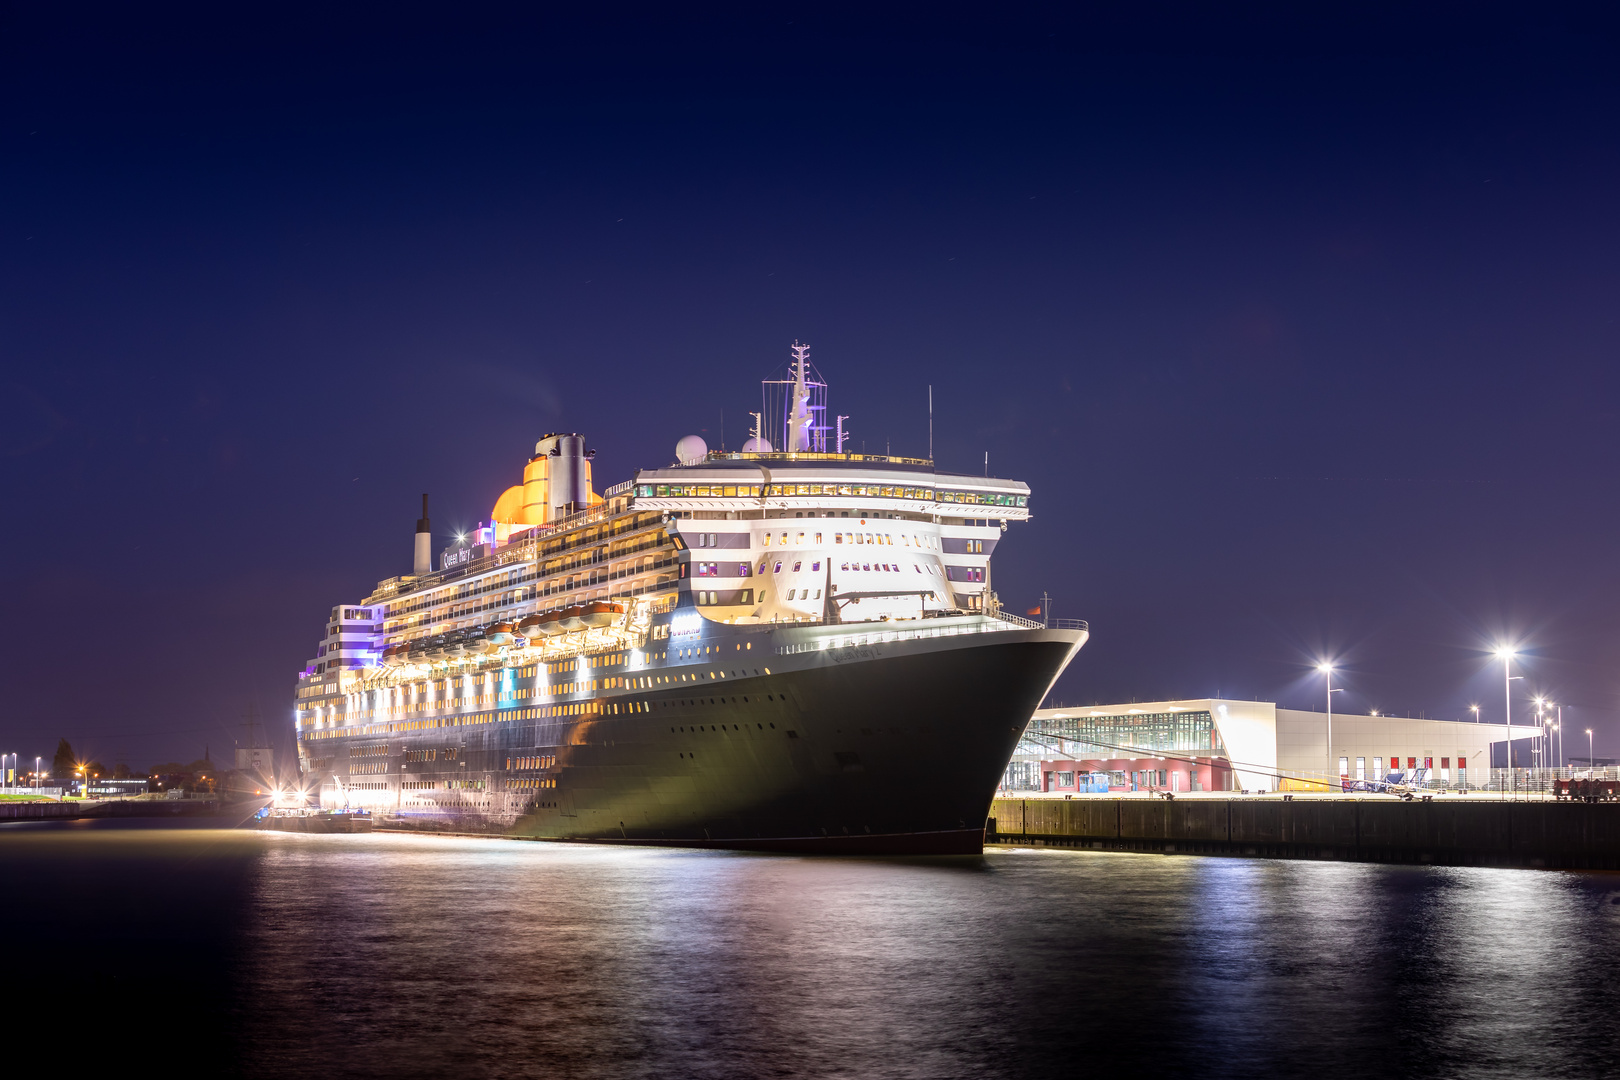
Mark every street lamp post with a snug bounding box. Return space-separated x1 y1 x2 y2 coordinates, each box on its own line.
1555 705 1563 770
1496 647 1518 797
1534 698 1546 773
1318 662 1344 788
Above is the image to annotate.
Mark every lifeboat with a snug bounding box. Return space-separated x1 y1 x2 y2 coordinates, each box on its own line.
536 610 567 637
444 634 467 657
558 605 586 632
384 644 409 664
463 629 490 654
517 614 546 639
580 601 623 628
486 621 514 646
424 638 447 660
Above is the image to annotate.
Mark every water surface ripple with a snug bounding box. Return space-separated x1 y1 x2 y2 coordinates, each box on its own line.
4 823 1618 1078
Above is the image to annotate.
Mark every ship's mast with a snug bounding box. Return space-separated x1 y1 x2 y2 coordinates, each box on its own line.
787 341 812 452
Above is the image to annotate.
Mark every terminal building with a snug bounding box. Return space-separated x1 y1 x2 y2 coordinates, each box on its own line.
1002 698 1519 794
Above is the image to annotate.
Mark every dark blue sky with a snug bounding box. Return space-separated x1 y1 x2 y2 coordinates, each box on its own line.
4 4 1619 767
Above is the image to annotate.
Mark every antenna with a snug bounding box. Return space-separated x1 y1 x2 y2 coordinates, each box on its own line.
928 385 934 463
787 341 812 451
984 451 988 476
836 416 849 453
760 343 828 452
749 411 763 444
720 408 725 452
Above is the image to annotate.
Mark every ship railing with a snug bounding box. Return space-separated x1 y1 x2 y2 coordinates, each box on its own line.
988 612 1088 632
703 450 936 467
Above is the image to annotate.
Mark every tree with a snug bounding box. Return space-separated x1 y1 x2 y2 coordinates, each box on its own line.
51 738 76 778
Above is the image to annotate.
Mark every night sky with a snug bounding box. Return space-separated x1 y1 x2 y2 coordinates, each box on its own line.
5 5 1619 769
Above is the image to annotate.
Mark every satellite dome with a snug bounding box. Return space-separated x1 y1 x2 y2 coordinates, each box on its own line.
675 435 708 465
741 436 773 453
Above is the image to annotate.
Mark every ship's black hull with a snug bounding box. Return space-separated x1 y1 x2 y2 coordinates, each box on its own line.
505 631 1079 854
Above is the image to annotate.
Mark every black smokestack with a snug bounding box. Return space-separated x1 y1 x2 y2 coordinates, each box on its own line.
413 494 432 576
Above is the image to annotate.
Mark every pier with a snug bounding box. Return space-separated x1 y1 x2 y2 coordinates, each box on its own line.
987 796 1620 870
0 799 236 823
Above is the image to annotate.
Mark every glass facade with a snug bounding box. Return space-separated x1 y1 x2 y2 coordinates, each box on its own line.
1027 710 1226 758
1001 760 1041 791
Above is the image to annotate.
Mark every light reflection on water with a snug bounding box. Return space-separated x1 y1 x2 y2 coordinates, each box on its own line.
4 823 1618 1078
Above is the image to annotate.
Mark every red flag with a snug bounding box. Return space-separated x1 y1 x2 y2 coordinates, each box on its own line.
1026 606 1042 616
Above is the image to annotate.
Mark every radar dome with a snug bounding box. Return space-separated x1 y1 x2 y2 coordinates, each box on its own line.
741 436 773 452
675 435 709 465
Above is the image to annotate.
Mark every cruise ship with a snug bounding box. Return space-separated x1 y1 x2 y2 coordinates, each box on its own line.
293 347 1087 853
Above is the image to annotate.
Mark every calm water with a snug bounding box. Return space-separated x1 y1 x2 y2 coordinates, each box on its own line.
4 821 1618 1078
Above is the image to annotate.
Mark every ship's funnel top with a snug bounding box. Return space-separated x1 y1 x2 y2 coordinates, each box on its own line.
533 433 592 519
416 494 430 534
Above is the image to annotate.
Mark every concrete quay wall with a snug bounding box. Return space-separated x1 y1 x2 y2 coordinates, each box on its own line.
0 801 84 821
987 797 1620 869
0 799 234 822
